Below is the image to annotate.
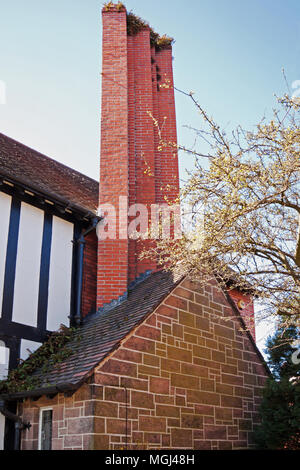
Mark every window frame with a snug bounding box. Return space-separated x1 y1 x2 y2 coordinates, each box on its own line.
38 407 53 451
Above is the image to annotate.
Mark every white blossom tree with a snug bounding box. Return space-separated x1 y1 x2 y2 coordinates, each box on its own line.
145 91 300 332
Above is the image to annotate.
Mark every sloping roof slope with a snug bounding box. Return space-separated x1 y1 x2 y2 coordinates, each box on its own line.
0 132 99 215
1 270 183 399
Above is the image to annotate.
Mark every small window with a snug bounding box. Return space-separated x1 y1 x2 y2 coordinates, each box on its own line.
0 340 9 380
38 409 53 450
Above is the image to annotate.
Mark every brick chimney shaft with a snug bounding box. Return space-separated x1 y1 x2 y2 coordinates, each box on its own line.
97 5 179 309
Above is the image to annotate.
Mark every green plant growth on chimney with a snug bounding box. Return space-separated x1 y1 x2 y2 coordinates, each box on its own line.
103 1 125 12
127 12 174 50
103 4 174 50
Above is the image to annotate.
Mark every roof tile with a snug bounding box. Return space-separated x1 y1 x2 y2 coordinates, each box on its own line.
3 270 183 397
0 132 98 215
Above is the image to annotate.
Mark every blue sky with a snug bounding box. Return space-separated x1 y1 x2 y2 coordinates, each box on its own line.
1 0 299 180
0 0 299 350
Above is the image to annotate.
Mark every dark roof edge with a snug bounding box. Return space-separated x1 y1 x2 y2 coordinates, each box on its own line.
0 170 98 219
224 278 258 297
0 132 98 186
0 382 80 402
215 271 258 297
1 272 184 401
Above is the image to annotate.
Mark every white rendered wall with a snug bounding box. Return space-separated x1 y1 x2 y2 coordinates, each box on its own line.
12 202 44 327
0 340 9 450
0 192 12 317
47 216 73 332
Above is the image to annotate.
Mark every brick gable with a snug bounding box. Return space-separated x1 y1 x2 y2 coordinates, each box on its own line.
19 276 268 450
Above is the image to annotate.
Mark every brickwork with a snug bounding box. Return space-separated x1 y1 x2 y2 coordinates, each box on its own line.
98 7 129 308
97 6 180 308
154 47 180 205
127 33 138 284
19 277 267 450
81 231 97 318
127 27 157 281
19 384 97 450
227 289 256 341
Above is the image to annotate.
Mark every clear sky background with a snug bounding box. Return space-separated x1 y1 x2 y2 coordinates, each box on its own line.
1 0 299 353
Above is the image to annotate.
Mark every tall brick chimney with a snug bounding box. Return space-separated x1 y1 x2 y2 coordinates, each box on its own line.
97 4 179 309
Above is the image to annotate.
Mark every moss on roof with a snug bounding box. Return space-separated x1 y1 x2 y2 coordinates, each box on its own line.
0 326 77 395
0 271 182 399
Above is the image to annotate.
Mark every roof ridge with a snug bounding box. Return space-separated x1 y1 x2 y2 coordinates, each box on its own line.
0 132 99 214
0 132 99 185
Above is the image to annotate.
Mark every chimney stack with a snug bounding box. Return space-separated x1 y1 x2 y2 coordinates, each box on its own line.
97 3 179 310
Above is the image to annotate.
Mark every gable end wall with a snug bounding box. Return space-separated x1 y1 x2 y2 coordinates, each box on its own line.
19 277 267 450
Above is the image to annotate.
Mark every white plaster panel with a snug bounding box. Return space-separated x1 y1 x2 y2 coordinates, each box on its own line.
12 202 44 327
47 216 73 331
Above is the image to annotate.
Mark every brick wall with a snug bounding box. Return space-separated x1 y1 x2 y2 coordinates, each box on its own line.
127 27 157 281
227 289 256 341
98 5 180 308
19 276 267 450
81 231 97 318
98 6 129 309
154 46 179 205
19 384 98 450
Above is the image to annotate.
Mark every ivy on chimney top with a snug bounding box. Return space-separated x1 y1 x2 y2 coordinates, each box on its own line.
103 2 174 50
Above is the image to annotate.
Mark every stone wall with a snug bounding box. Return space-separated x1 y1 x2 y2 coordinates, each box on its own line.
19 277 268 450
19 385 96 450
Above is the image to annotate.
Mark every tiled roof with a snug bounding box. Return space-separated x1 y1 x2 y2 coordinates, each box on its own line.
2 270 183 399
0 132 99 215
